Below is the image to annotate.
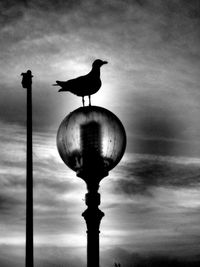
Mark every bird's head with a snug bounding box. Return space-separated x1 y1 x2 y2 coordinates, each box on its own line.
21 70 33 77
92 59 108 68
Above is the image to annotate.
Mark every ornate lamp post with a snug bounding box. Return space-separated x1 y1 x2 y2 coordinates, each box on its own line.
57 106 126 267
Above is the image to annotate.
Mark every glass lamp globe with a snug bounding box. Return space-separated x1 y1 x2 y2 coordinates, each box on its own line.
57 106 126 181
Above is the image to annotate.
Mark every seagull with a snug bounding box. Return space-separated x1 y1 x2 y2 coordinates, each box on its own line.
53 59 108 106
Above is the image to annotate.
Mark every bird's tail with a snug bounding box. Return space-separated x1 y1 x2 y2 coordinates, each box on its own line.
52 80 64 86
52 81 69 92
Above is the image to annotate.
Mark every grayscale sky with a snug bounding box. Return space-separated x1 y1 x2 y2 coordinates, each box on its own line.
0 0 200 266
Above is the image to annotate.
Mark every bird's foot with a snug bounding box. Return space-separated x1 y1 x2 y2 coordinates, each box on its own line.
88 95 91 106
82 97 85 107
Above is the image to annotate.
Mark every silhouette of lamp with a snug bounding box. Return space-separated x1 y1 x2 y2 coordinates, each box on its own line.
57 106 126 267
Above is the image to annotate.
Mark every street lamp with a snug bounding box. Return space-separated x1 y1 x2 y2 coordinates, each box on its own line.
57 106 126 267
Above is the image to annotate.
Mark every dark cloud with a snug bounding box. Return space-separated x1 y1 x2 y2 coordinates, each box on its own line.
0 245 84 267
0 125 84 239
115 156 200 196
1 0 199 45
0 83 63 130
0 0 24 26
0 195 24 214
0 85 26 126
128 98 186 156
0 245 200 267
102 247 200 267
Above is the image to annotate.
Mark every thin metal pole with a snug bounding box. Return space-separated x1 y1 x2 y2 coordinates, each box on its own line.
26 83 33 267
21 70 34 267
82 184 104 267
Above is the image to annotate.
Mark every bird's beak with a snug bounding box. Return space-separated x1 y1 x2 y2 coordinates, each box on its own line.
102 61 108 65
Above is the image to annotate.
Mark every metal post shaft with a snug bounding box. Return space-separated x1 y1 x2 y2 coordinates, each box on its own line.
26 83 33 267
82 183 104 267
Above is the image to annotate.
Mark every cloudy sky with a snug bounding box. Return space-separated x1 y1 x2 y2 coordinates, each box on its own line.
1 0 200 266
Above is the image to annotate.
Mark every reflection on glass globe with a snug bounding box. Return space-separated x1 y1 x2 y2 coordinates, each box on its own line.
57 106 126 180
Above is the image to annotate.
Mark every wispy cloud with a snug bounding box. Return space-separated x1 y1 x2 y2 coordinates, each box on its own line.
114 154 200 196
1 120 200 264
99 153 200 260
0 122 85 246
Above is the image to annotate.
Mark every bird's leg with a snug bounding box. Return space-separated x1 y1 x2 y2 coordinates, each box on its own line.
89 95 91 106
82 96 85 107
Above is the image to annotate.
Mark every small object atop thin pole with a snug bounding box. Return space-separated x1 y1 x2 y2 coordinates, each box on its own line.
21 69 34 267
21 70 33 89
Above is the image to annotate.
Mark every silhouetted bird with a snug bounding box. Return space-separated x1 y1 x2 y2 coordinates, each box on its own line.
21 70 33 88
53 59 108 106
